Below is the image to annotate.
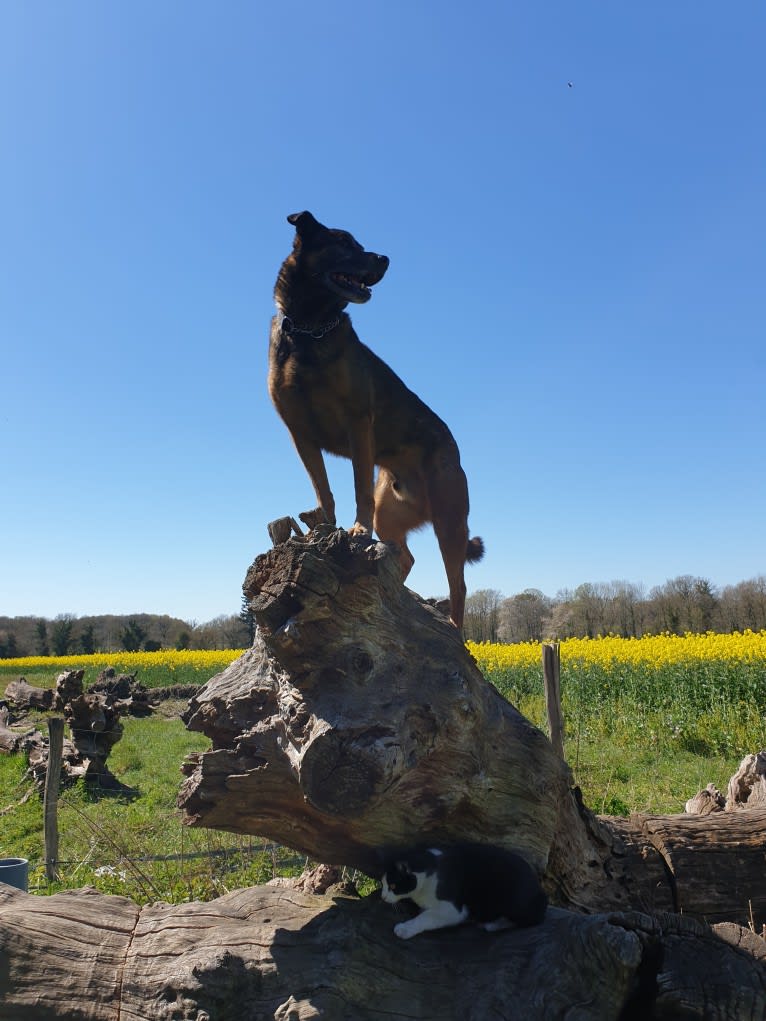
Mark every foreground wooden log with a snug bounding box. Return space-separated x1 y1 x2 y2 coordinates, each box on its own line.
1 882 764 1020
178 529 766 928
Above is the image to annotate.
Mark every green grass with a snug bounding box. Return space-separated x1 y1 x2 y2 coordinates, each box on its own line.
503 665 765 819
0 711 314 904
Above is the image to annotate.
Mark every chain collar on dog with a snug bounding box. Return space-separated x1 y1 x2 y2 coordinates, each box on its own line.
277 311 341 340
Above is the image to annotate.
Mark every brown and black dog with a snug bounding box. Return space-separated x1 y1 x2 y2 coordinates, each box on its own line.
268 211 483 630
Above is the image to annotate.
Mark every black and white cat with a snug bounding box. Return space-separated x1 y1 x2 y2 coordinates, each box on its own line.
380 843 547 940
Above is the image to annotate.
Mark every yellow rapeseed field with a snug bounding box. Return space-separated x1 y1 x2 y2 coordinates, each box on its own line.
2 632 764 688
2 649 244 673
0 649 244 688
467 630 766 673
468 631 766 757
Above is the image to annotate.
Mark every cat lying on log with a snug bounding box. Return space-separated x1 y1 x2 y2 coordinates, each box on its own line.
381 843 548 940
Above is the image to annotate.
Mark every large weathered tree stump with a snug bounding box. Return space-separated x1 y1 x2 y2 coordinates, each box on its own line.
178 529 766 929
179 528 618 908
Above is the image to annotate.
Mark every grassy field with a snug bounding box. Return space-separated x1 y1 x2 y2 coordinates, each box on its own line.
1 632 764 903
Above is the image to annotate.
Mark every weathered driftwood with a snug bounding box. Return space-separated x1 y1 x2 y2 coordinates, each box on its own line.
686 754 766 816
606 810 766 926
22 675 126 790
55 668 86 708
0 705 24 753
0 703 49 759
57 690 124 788
4 532 766 1016
726 751 766 810
3 677 54 710
685 781 726 815
178 529 766 930
90 668 153 717
0 705 17 750
1 882 764 1021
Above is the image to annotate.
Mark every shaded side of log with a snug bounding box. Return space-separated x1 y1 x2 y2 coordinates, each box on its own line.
0 884 764 1021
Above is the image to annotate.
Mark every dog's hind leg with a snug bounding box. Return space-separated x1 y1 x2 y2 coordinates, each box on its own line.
435 525 469 630
373 468 424 580
428 466 472 630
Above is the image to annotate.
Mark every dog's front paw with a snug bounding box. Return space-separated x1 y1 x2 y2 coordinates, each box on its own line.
348 522 371 537
393 920 419 940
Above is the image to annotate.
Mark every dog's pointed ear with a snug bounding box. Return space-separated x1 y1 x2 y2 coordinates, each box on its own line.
287 211 323 237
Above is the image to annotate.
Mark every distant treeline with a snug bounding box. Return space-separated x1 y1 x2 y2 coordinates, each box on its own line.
0 609 254 660
463 575 766 645
2 575 765 658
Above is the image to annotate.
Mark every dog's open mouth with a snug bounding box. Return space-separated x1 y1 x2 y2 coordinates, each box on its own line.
325 271 373 303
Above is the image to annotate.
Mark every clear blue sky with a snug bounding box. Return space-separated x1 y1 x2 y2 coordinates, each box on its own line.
2 2 764 624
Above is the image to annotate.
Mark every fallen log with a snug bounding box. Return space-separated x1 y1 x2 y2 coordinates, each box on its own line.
0 882 764 1020
3 677 54 711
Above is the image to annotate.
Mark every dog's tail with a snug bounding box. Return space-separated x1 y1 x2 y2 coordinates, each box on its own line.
466 536 485 564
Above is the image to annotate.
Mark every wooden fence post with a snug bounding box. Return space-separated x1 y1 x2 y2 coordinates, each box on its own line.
542 642 564 760
44 717 64 882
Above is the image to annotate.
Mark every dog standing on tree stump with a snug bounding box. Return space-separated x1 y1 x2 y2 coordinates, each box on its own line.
268 210 483 630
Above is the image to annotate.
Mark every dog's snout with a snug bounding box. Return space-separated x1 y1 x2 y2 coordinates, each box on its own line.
377 254 389 270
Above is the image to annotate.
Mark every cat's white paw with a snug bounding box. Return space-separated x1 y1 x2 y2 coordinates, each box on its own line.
394 920 419 940
480 918 511 932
